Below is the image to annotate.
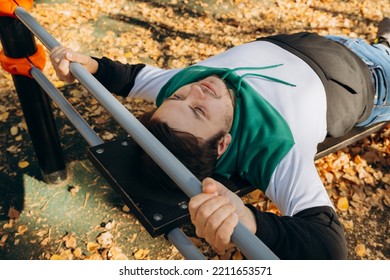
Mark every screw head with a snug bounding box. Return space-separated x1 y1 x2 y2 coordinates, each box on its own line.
153 213 163 221
178 202 188 209
121 141 129 146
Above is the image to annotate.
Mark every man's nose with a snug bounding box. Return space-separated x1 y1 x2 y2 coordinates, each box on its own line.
188 84 206 100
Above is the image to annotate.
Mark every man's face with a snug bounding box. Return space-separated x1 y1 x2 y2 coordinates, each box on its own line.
152 76 234 140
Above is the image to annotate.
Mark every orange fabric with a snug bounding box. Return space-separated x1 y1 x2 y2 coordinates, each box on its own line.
0 44 46 77
0 0 33 17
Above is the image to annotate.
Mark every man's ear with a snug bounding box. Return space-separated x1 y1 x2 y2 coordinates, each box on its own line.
216 133 232 159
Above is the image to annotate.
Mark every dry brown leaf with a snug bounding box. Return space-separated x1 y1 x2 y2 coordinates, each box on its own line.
134 248 149 260
86 242 100 253
16 123 26 134
73 247 83 259
342 174 361 186
59 249 74 260
382 174 390 185
15 225 28 236
6 145 21 153
128 233 137 244
0 234 8 247
63 232 77 249
122 205 130 213
266 202 281 216
0 0 388 262
103 220 115 230
10 126 18 136
101 131 115 141
3 222 13 229
232 250 243 260
243 189 264 204
85 253 103 260
342 220 354 231
68 185 80 196
383 187 390 207
0 111 9 122
110 246 129 260
97 231 113 248
40 237 50 246
362 151 379 164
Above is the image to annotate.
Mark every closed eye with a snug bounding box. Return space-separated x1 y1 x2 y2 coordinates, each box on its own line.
168 92 207 119
194 106 205 116
190 106 206 119
168 94 182 100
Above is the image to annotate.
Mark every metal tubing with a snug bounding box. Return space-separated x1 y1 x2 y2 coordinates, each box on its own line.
31 65 204 259
30 67 104 147
166 228 206 260
71 64 279 260
14 7 60 51
15 6 279 259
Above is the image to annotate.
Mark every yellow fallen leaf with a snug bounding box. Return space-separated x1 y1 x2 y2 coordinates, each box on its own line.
101 131 114 141
110 246 128 260
59 249 74 260
10 126 18 136
3 222 13 229
133 248 149 260
15 225 28 236
18 161 29 168
124 52 133 58
40 237 50 246
355 244 366 257
0 234 8 247
85 252 102 260
53 81 65 88
122 205 130 213
70 88 84 98
50 254 63 260
0 112 9 122
342 220 354 231
86 242 100 253
381 174 390 185
337 197 349 211
232 250 243 260
62 232 77 249
73 247 83 259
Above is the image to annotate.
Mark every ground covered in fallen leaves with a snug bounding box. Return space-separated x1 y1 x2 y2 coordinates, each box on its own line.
0 0 389 260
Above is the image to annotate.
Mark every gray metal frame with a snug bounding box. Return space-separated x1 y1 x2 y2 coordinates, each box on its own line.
14 6 279 260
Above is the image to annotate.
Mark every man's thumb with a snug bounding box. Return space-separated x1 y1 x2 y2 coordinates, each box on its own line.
202 177 225 195
66 51 87 65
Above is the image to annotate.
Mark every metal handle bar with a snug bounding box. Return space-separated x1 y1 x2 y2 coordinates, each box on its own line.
15 6 279 260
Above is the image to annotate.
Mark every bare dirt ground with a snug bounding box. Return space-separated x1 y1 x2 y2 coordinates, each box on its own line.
0 0 389 260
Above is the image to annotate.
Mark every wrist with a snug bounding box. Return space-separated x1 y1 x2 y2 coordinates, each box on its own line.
241 206 257 234
88 58 99 74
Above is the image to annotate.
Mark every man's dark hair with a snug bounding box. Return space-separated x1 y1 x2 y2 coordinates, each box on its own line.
135 109 225 192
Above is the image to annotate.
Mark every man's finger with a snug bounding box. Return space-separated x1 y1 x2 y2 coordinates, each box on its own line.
66 51 90 65
213 213 239 254
203 203 236 243
190 195 227 228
